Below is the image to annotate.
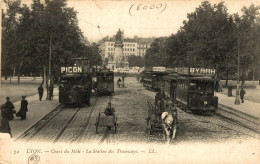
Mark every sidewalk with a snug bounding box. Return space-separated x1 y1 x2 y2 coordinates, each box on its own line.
216 92 260 121
9 88 59 138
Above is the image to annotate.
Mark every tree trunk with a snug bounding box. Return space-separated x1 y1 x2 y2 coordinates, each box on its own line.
252 69 255 82
17 61 23 85
9 68 12 84
13 67 16 77
225 69 229 87
43 65 47 86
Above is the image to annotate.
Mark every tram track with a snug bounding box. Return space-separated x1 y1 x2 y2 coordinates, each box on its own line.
177 106 260 140
16 104 64 141
69 95 100 143
16 95 102 143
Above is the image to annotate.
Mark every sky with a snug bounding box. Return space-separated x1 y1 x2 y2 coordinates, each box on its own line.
4 0 260 42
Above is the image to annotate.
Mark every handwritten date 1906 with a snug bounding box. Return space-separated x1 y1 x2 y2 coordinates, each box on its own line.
129 3 167 16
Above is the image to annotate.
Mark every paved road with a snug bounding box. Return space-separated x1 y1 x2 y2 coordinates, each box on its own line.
17 77 259 145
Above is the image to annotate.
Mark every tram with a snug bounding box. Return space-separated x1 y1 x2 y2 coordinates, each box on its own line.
96 69 114 95
164 67 218 113
142 67 168 91
59 58 92 106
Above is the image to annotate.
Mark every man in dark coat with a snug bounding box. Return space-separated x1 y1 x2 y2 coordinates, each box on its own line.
0 104 12 137
117 78 122 88
38 84 44 101
104 102 115 116
155 88 166 111
3 97 15 120
49 84 54 100
20 96 28 120
240 88 246 103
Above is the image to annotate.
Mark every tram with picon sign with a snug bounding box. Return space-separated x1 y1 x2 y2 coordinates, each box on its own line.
58 58 92 106
96 69 114 95
143 67 168 91
163 67 218 113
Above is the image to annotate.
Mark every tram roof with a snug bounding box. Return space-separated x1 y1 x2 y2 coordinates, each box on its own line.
61 73 89 78
97 69 113 74
163 73 216 81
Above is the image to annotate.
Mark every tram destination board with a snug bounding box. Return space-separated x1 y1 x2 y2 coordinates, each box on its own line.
61 66 84 74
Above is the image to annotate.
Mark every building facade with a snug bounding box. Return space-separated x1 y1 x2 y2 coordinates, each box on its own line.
99 32 154 70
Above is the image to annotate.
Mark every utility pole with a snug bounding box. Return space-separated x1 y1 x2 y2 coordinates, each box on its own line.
47 34 52 100
235 34 240 105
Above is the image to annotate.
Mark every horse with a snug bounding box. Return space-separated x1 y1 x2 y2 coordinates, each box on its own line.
161 111 177 144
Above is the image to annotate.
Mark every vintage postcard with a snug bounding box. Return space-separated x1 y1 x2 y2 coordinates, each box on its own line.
0 0 259 163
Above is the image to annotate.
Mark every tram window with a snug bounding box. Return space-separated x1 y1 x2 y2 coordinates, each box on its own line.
189 82 197 91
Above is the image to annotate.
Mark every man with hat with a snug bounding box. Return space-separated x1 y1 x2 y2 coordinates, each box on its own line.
38 84 44 101
0 102 12 137
3 97 15 120
104 102 115 116
155 87 166 112
19 96 28 120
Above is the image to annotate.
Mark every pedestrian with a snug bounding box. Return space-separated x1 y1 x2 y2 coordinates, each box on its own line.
117 78 121 88
218 80 223 92
240 88 246 103
38 84 44 101
17 96 28 120
3 97 15 121
0 104 12 137
50 83 54 100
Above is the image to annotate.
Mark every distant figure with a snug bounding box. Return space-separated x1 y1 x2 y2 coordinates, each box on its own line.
38 84 44 101
117 78 122 88
3 97 15 121
19 96 28 120
218 81 223 92
104 102 115 116
49 83 54 100
0 103 12 137
240 88 246 103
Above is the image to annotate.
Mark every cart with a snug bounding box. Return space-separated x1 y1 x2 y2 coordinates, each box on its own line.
146 100 178 142
95 112 117 134
146 100 163 135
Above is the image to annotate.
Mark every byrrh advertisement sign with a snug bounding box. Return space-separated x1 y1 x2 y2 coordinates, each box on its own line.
189 68 216 75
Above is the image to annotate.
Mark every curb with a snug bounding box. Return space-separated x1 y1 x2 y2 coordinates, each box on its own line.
218 103 259 121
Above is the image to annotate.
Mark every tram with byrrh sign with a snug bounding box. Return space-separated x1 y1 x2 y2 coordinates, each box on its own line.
58 58 92 106
96 69 114 95
163 67 218 113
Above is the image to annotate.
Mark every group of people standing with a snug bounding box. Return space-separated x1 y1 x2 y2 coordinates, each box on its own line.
0 96 28 137
0 83 53 137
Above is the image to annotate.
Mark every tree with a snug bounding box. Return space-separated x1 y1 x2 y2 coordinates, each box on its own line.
234 5 260 85
128 55 144 67
2 0 22 82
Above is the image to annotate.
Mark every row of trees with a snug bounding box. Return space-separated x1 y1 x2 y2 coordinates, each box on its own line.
144 1 260 85
2 0 102 83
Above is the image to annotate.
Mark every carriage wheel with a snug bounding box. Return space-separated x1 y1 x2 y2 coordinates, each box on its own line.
114 117 117 134
172 119 177 140
147 119 153 135
95 118 99 134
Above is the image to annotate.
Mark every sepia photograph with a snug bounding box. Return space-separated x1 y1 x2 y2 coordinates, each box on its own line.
0 0 259 163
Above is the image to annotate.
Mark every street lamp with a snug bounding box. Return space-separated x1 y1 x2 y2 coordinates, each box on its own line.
235 34 240 105
46 34 52 100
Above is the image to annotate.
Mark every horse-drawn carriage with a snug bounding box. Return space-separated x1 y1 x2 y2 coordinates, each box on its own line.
146 99 178 144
